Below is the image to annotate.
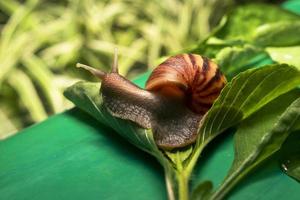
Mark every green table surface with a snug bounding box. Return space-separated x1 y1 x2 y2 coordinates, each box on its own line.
1 2 300 200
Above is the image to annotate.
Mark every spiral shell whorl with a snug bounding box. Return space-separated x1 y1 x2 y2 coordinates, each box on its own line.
146 54 226 114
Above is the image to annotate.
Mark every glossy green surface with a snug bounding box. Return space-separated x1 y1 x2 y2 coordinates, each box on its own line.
0 109 166 200
1 2 300 199
283 0 300 14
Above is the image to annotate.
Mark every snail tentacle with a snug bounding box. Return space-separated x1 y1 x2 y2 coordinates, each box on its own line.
76 63 106 79
112 48 119 73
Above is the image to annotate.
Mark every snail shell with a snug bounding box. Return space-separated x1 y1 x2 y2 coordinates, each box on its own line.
77 52 226 150
146 54 226 114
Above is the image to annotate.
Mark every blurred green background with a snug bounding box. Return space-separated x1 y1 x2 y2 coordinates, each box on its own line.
0 0 282 139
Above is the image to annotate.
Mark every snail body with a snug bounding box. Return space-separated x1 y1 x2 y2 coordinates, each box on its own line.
77 51 226 150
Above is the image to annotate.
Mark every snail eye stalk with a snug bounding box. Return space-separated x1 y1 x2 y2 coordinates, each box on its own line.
112 48 119 74
76 63 106 80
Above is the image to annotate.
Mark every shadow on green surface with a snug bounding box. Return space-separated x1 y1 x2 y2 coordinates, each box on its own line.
66 107 164 175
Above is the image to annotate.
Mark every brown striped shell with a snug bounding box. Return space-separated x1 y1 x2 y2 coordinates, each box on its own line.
146 54 227 114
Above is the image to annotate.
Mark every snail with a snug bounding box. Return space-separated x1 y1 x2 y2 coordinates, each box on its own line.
77 50 226 150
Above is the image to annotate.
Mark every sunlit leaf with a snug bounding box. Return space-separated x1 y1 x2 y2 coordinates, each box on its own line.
215 4 300 41
22 54 65 113
266 46 300 69
8 70 47 121
209 93 300 200
186 64 300 175
214 45 267 79
0 108 18 139
253 21 300 47
199 64 300 144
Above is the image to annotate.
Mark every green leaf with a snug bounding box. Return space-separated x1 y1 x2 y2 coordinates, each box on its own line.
210 92 300 200
215 4 300 41
253 21 300 47
190 6 247 57
266 46 300 69
8 69 47 122
192 4 300 74
279 131 300 182
186 64 300 175
22 54 64 113
64 81 160 156
0 107 18 139
193 43 226 59
200 64 300 143
214 45 268 79
191 181 213 200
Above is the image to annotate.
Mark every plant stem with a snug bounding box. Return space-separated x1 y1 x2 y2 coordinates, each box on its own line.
186 143 206 176
165 173 175 200
176 170 189 200
175 151 189 200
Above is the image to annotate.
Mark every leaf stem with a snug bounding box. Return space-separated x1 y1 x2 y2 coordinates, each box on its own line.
176 170 189 200
186 143 206 176
165 173 175 200
175 152 189 200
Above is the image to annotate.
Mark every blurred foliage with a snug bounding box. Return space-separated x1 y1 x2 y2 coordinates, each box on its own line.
0 0 279 138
